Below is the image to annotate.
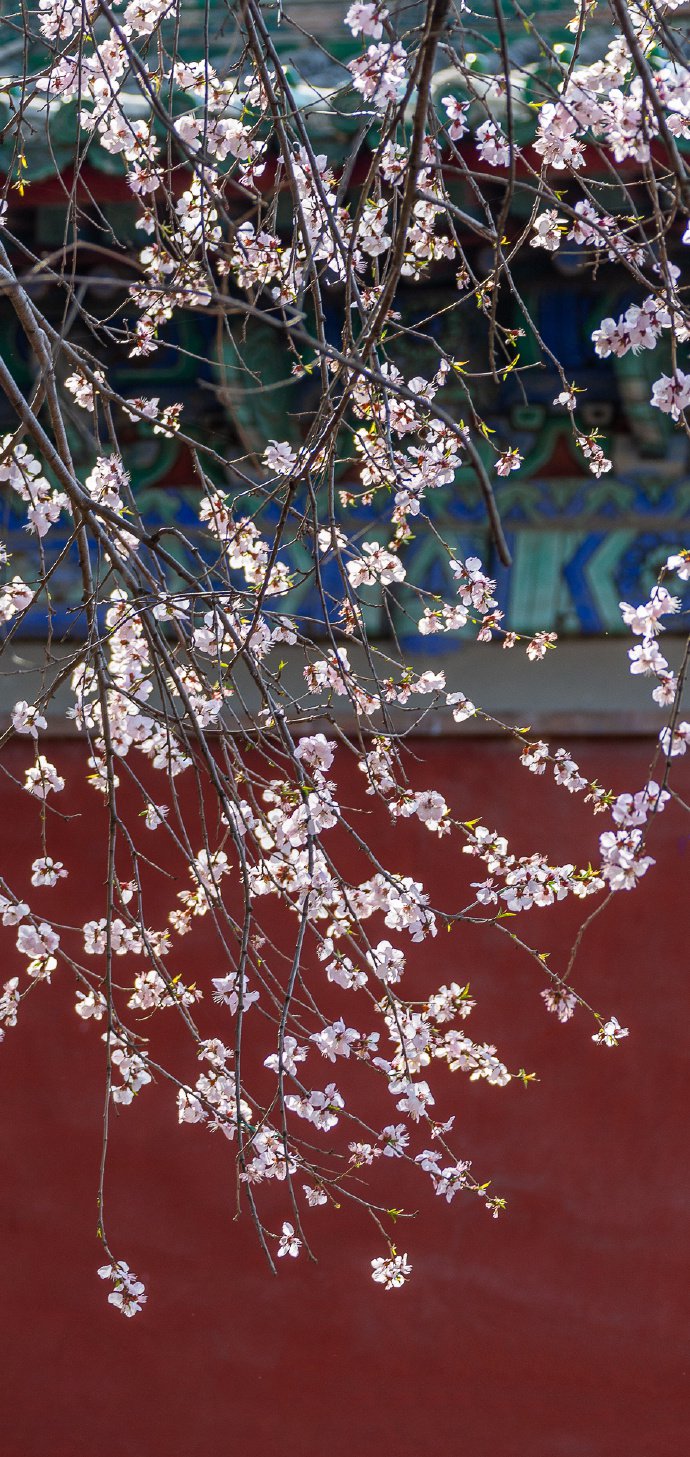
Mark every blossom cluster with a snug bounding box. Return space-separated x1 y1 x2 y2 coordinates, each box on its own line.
0 0 688 1316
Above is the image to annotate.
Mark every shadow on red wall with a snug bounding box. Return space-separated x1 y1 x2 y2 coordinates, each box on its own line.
0 738 688 1456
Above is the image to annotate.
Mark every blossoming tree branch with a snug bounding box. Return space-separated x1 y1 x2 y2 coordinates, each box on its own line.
0 0 688 1311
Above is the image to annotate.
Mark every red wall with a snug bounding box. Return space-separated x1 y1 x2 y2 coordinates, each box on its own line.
1 737 688 1456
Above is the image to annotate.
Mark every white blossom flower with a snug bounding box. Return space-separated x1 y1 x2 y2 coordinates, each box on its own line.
98 1260 147 1317
541 986 577 1022
371 1251 412 1289
12 701 47 737
530 210 565 252
295 734 335 774
75 988 107 1020
348 42 407 109
650 371 690 421
592 1016 629 1047
31 857 67 887
345 2 388 39
277 1221 301 1258
303 1184 328 1207
24 756 65 798
143 802 168 830
264 440 297 475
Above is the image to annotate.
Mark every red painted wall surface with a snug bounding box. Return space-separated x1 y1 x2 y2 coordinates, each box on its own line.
1 737 688 1457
